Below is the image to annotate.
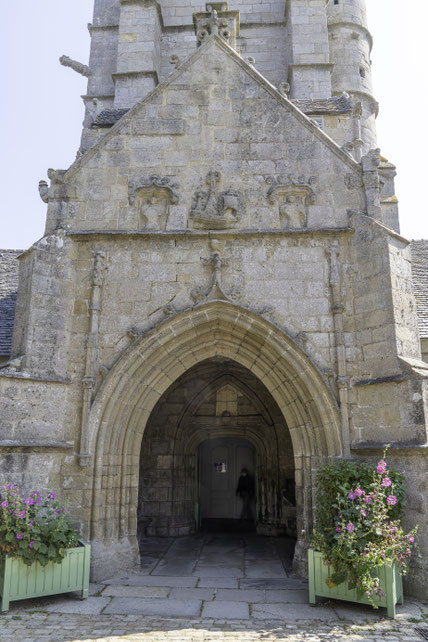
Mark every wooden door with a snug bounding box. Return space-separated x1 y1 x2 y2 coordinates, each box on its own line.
199 437 255 519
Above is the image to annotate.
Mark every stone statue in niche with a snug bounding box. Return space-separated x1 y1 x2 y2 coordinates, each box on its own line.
129 176 179 231
189 170 244 229
266 175 316 229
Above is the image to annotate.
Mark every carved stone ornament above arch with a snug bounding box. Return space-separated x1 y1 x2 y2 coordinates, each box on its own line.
266 175 317 229
129 176 179 231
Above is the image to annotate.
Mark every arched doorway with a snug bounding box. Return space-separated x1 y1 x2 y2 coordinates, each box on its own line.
86 301 342 580
137 359 297 543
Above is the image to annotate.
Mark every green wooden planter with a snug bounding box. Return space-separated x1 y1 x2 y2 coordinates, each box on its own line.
0 541 90 612
308 548 403 618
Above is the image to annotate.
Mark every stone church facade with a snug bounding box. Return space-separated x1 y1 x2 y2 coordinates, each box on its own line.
1 0 427 593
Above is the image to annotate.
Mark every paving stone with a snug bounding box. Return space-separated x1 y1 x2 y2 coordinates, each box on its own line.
104 597 202 617
265 589 309 603
151 558 198 576
168 587 215 600
244 560 287 578
251 602 336 621
202 600 250 619
240 578 307 589
102 585 170 598
215 588 265 602
194 564 245 578
12 596 111 615
102 575 198 588
197 578 239 589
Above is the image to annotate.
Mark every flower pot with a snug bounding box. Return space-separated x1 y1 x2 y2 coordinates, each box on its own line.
308 548 403 618
0 541 90 612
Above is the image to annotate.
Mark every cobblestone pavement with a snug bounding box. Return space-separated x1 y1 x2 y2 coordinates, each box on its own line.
1 533 426 641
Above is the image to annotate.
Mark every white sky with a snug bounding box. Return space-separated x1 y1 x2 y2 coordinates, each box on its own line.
1 1 427 249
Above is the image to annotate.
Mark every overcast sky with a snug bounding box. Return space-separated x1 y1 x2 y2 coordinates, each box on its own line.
1 1 427 249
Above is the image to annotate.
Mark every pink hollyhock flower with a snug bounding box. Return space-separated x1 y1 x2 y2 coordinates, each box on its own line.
348 492 356 500
407 535 415 543
25 498 33 505
48 492 56 500
336 526 342 533
381 477 392 488
17 510 26 519
354 488 364 496
346 523 354 532
377 460 387 474
1 501 8 508
16 533 23 540
364 496 371 504
387 495 397 505
361 508 367 517
29 541 35 549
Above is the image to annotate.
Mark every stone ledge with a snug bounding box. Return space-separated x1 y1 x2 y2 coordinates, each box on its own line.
351 443 428 456
67 227 354 240
0 372 72 384
0 440 74 450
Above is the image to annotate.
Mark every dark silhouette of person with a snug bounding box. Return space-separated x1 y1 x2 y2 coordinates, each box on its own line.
236 468 255 520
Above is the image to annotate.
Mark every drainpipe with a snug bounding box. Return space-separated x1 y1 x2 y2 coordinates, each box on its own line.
77 250 106 467
326 243 351 457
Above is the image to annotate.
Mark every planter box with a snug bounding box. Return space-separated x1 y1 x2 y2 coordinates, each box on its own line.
0 541 90 612
308 548 403 618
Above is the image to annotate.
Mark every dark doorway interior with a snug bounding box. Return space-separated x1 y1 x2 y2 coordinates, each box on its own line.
138 358 297 548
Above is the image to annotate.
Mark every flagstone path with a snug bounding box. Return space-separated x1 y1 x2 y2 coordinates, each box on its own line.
0 533 426 641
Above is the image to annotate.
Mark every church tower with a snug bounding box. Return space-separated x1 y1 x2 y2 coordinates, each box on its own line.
1 1 427 594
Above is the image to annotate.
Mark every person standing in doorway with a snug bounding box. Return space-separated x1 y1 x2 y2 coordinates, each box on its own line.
236 467 255 521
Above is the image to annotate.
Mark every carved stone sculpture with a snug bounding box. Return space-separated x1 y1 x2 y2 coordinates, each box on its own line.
193 3 240 49
266 176 316 229
59 55 92 78
129 176 179 231
189 170 244 229
38 180 49 203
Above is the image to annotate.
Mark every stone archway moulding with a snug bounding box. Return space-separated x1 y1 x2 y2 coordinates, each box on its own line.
86 301 342 577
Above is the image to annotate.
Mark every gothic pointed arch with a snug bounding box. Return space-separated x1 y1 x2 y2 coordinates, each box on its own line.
86 300 342 578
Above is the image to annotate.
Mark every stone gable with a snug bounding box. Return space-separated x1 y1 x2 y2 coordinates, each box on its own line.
48 36 363 236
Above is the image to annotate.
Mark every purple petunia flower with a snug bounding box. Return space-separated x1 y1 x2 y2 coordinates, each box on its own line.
387 495 397 505
29 541 35 549
346 523 354 532
16 533 24 540
348 492 356 500
1 500 8 508
354 488 364 496
17 510 26 519
48 492 56 500
381 477 392 488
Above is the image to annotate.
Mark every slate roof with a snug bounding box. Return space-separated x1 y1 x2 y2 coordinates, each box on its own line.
92 109 129 128
0 250 21 356
91 94 352 129
291 94 352 115
411 241 428 339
